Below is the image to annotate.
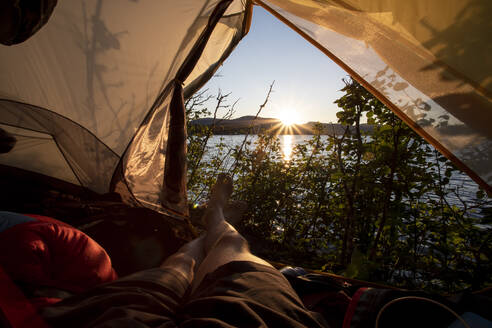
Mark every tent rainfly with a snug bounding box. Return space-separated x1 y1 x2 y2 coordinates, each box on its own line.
1 0 491 218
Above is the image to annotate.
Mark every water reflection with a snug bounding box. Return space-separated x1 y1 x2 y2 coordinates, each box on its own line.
282 135 293 161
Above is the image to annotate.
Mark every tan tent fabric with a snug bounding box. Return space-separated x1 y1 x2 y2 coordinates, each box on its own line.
0 0 250 217
122 0 250 216
257 0 492 192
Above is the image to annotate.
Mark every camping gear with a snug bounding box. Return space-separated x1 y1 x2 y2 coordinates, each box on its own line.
1 0 490 219
0 213 118 293
0 266 50 328
0 1 491 326
0 0 251 218
281 270 492 328
0 0 58 46
0 211 35 233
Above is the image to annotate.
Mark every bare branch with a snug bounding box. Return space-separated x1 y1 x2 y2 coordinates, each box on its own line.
228 81 275 176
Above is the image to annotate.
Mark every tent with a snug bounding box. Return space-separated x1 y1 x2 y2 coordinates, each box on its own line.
1 0 491 218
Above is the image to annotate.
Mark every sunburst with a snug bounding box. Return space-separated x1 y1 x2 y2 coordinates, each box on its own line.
280 115 296 127
278 108 301 127
268 108 303 135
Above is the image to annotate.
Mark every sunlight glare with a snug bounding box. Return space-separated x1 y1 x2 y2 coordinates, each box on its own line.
282 135 293 161
279 108 301 126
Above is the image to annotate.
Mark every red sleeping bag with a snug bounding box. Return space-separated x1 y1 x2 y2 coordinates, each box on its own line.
0 214 117 293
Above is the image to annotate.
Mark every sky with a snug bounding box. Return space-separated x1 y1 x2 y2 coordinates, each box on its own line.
199 6 349 124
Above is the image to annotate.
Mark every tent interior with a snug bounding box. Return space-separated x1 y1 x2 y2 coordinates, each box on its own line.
0 0 491 323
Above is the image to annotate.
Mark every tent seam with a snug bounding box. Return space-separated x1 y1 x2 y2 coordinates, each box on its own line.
51 137 85 188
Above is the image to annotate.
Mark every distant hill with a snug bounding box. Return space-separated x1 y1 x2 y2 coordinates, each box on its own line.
189 116 373 135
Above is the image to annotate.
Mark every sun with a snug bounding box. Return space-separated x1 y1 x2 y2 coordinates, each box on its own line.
281 115 296 126
279 109 301 126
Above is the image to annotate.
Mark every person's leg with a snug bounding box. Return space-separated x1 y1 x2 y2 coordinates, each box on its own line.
158 175 250 292
42 237 207 327
159 235 206 288
191 174 271 292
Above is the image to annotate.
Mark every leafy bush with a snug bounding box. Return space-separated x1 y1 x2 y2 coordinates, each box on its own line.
186 79 492 293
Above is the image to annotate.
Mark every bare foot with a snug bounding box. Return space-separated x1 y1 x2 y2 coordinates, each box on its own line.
208 174 233 209
203 174 233 229
193 199 247 229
